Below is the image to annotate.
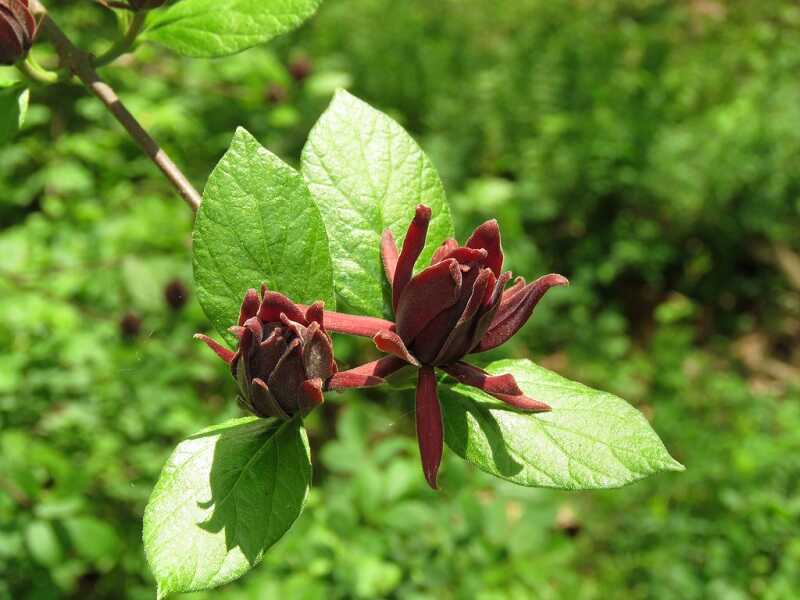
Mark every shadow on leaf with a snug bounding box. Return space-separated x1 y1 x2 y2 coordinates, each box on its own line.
441 391 524 479
193 417 308 565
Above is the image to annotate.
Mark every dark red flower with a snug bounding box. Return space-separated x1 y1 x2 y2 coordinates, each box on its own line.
315 205 568 489
0 0 37 66
289 55 313 82
164 278 188 311
196 286 337 420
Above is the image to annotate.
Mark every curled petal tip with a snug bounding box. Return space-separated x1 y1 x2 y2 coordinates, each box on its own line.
373 330 420 366
543 273 569 287
194 333 236 364
416 367 443 491
415 204 432 221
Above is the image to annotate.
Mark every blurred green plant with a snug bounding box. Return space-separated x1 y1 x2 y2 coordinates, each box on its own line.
1 0 799 598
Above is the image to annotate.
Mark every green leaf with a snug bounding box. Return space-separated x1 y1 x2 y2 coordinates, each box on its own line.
143 417 311 597
0 82 29 144
441 359 684 489
142 0 322 58
193 127 334 342
301 90 454 318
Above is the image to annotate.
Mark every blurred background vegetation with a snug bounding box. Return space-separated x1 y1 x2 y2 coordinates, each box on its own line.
2 0 800 598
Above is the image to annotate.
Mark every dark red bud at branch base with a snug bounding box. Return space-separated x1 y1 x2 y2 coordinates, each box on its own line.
164 278 188 311
196 286 337 419
119 312 142 339
0 0 37 65
289 55 313 82
265 82 287 105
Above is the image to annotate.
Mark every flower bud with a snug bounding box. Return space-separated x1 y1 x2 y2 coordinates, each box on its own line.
289 55 313 82
265 82 287 105
0 0 37 66
120 312 142 339
196 287 337 420
164 278 188 311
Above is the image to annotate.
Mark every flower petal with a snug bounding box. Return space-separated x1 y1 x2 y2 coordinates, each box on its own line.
433 268 494 364
393 204 432 311
250 377 290 419
194 334 235 364
305 301 325 328
381 228 399 284
257 291 307 324
373 330 420 366
467 271 511 351
299 377 325 414
300 307 395 338
395 258 462 344
476 273 569 352
466 219 503 276
442 361 551 412
431 238 459 265
435 246 487 267
267 338 307 414
302 323 337 379
415 366 443 490
238 288 261 325
326 355 406 390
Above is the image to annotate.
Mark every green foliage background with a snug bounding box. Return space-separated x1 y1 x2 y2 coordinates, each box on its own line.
2 0 799 598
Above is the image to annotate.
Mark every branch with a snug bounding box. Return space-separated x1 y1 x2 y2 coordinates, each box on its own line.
30 1 202 212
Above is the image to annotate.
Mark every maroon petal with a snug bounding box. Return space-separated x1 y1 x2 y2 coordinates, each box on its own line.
431 238 459 265
256 329 289 375
243 315 264 341
381 229 399 284
442 362 551 412
476 273 569 353
326 355 406 390
467 271 511 351
238 288 261 325
194 334 235 364
305 301 325 328
268 339 307 413
466 219 503 276
302 323 337 379
395 258 462 344
0 11 24 62
434 268 494 364
258 291 307 325
251 377 290 419
415 366 444 490
301 308 395 338
392 204 432 311
373 330 420 366
502 276 527 304
300 377 325 414
436 246 487 267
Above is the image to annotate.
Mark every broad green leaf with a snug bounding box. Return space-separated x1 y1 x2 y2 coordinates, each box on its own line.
193 128 334 342
142 0 322 58
301 90 454 318
441 359 684 489
143 417 311 597
0 82 29 144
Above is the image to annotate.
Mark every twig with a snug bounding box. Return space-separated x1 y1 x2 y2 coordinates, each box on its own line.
30 1 202 212
93 11 148 67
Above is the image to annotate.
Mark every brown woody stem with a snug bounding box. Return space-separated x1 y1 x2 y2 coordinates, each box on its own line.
30 1 202 212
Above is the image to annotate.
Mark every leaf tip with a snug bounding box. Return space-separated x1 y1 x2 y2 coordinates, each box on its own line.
665 456 686 472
